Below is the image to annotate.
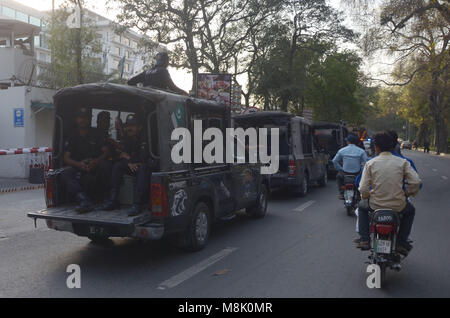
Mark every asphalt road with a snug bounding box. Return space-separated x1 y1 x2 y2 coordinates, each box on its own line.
1 150 449 298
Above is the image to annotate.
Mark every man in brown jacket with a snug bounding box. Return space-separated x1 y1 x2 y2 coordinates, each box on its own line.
357 132 421 255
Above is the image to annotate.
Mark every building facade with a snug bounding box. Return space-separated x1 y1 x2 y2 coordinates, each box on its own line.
0 0 160 178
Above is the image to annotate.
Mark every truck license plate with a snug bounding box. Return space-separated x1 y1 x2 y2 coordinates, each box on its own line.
376 239 391 254
89 226 107 237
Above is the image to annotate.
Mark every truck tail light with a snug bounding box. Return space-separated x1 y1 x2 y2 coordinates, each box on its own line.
45 177 54 208
151 183 168 217
288 160 297 176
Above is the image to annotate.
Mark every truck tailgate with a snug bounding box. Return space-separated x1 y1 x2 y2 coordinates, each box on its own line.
27 206 152 228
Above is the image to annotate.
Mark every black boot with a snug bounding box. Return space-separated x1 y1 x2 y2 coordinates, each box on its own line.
127 204 143 217
75 193 94 214
99 189 120 211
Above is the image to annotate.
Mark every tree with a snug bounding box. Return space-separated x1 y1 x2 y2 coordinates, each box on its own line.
39 0 106 88
349 0 449 153
277 0 355 111
113 0 281 91
307 51 365 125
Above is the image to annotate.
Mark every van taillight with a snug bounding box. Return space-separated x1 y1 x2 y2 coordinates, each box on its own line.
151 183 168 217
288 160 297 176
375 224 394 235
45 177 54 208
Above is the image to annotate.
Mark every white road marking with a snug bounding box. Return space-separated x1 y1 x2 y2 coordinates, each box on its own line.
293 200 316 212
433 169 438 172
0 229 7 241
442 176 448 180
157 247 238 290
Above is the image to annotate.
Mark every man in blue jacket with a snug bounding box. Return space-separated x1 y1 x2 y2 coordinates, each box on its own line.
332 134 368 200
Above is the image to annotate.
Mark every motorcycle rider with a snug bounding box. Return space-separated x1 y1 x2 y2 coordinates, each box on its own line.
357 132 421 255
332 134 368 200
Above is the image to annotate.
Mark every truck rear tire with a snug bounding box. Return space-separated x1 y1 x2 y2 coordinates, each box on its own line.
246 184 268 219
184 202 211 252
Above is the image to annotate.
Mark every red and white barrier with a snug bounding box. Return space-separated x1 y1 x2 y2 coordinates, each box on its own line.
0 147 52 155
0 147 53 172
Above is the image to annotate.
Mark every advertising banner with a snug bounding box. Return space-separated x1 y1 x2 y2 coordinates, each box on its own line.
196 73 232 107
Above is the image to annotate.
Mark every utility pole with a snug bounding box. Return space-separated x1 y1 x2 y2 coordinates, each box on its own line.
76 0 83 84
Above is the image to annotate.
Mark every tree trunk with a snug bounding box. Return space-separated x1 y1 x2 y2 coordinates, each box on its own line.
429 73 448 154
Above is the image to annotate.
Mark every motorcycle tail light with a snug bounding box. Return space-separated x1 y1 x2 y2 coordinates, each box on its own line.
375 224 394 235
151 183 168 217
345 184 354 190
288 160 297 177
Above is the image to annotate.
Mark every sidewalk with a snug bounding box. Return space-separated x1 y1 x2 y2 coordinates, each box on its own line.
0 178 44 194
413 148 450 158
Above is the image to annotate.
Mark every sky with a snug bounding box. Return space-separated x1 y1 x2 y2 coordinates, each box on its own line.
13 0 386 94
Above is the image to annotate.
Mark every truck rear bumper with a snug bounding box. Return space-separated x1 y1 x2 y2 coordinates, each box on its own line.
27 207 163 240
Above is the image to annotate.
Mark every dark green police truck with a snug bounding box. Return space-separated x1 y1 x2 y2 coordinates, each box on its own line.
28 83 268 251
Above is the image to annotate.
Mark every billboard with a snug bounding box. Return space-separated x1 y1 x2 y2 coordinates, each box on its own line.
196 73 232 107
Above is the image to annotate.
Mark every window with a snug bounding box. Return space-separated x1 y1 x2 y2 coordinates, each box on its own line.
122 36 130 46
15 10 28 23
125 63 130 72
126 50 132 58
2 5 15 18
301 124 313 155
113 46 120 56
190 112 226 166
29 16 40 27
114 34 120 43
34 35 40 47
113 59 120 68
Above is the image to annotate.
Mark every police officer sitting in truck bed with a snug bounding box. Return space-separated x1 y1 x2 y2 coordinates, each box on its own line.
61 107 110 213
99 114 151 216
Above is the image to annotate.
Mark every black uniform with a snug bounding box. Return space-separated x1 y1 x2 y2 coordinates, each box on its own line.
61 129 109 199
110 133 150 205
127 66 180 92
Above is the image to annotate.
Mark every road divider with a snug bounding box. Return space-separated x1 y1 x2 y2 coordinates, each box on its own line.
157 247 238 290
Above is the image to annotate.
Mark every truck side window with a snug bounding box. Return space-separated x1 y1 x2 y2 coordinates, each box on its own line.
301 124 313 155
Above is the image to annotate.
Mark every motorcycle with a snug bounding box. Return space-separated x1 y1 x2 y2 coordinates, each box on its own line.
343 174 359 216
367 208 410 287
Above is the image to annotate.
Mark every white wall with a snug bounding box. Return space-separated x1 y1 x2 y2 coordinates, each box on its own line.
0 86 55 178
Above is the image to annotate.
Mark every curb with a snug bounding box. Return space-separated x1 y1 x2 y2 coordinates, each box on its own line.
0 184 45 194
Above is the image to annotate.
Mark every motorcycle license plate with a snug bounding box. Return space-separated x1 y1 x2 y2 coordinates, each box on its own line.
376 240 391 254
344 190 354 200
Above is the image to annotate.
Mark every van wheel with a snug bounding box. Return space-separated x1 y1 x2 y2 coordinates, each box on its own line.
246 184 268 219
318 168 328 187
184 202 211 252
298 172 309 197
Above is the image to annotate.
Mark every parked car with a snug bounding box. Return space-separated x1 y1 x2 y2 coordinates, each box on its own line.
401 140 412 150
233 112 328 197
312 122 349 176
28 83 268 251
